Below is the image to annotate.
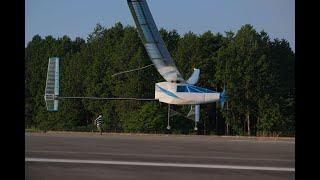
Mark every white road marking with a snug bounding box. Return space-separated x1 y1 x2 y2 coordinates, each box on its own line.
26 150 294 162
25 157 295 172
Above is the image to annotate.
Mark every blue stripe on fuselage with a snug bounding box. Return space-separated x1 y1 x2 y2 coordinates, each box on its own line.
156 85 179 99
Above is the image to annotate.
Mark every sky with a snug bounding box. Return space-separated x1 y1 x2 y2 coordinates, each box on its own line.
25 0 295 51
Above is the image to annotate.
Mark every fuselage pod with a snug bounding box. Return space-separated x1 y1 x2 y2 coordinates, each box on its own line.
155 82 220 105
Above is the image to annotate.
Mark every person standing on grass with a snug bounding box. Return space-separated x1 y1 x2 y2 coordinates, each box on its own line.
95 115 104 135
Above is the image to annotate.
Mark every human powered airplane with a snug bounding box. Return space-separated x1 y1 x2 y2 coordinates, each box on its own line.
44 0 227 130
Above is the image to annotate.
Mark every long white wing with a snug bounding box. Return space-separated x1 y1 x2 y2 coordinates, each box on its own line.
127 0 184 83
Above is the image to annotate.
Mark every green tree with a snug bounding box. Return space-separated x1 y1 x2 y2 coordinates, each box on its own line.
25 23 294 136
123 103 166 133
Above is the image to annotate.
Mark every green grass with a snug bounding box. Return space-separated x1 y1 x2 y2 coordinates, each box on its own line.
25 127 43 133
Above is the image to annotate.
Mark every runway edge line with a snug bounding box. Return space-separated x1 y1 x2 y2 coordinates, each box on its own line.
25 158 295 172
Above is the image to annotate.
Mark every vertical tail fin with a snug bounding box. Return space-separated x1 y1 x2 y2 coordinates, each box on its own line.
186 68 200 85
44 57 59 111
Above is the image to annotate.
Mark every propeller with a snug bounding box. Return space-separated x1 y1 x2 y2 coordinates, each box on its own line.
219 60 228 110
219 86 227 110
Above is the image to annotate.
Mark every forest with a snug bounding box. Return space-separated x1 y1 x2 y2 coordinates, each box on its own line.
25 22 295 136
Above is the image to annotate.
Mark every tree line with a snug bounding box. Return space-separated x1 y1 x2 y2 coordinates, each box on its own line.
25 22 295 136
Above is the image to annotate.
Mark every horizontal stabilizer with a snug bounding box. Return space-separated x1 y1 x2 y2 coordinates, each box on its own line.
44 57 59 111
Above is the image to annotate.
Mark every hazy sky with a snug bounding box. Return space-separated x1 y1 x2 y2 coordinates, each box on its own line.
25 0 295 51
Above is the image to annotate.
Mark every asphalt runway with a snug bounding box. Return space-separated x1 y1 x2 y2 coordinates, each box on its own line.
25 132 295 180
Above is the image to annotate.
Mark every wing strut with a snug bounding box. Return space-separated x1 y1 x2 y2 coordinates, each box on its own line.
111 64 154 77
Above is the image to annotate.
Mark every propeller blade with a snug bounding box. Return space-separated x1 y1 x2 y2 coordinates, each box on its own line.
219 89 227 110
